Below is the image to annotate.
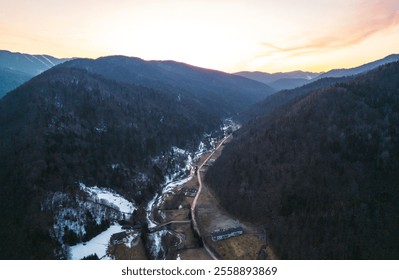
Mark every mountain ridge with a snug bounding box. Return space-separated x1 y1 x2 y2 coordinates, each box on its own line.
235 54 399 91
61 55 275 117
0 50 69 98
316 54 399 79
235 70 318 85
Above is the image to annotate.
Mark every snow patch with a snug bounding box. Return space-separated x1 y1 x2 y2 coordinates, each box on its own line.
148 230 170 259
158 210 166 221
68 224 121 260
41 55 56 66
172 146 187 156
22 54 35 64
111 163 119 170
80 183 136 216
44 190 125 252
221 118 240 136
125 232 140 249
31 55 50 68
95 126 107 133
146 193 159 229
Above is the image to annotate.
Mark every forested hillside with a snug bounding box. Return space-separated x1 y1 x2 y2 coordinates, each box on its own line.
240 76 354 123
0 65 221 258
0 52 273 259
205 62 399 259
62 56 275 116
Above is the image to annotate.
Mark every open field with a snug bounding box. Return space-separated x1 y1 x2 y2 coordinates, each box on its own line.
195 137 274 260
109 235 148 260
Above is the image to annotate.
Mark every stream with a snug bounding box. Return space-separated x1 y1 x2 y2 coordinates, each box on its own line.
145 141 211 259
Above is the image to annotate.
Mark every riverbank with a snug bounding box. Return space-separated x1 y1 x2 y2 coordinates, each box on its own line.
146 134 272 260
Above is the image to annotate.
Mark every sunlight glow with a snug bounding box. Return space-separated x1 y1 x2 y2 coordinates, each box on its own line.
0 0 398 73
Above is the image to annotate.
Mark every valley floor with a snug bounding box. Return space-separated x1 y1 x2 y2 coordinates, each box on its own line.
69 134 273 260
148 135 274 260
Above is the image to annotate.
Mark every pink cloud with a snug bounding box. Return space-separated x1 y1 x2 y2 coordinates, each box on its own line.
260 0 399 58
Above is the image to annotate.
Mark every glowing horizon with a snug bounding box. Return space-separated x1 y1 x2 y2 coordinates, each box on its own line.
1 0 399 73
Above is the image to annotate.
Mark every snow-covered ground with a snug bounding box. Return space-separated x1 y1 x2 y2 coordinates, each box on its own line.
80 183 136 217
68 224 122 260
44 183 137 259
68 225 141 259
63 184 139 259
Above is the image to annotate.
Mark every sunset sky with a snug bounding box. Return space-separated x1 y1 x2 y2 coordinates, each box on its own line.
1 0 399 73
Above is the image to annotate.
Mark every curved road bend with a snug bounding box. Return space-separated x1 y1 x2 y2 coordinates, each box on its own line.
191 135 230 260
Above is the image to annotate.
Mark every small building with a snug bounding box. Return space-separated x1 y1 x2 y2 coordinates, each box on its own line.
211 226 243 241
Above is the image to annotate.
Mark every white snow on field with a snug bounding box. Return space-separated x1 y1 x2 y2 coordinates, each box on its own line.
80 183 136 216
68 224 122 260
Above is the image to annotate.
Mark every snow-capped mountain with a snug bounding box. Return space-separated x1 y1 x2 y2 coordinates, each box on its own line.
0 50 69 98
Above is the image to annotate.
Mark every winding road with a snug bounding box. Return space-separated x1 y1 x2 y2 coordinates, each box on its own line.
191 135 231 260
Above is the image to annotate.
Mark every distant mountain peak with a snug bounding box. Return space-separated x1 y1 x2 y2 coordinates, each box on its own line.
315 53 399 79
235 70 320 90
235 54 399 91
0 50 70 98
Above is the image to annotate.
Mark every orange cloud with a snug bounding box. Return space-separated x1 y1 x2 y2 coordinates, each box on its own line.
259 0 399 58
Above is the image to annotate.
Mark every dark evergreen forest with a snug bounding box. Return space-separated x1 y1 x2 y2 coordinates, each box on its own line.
206 62 399 259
